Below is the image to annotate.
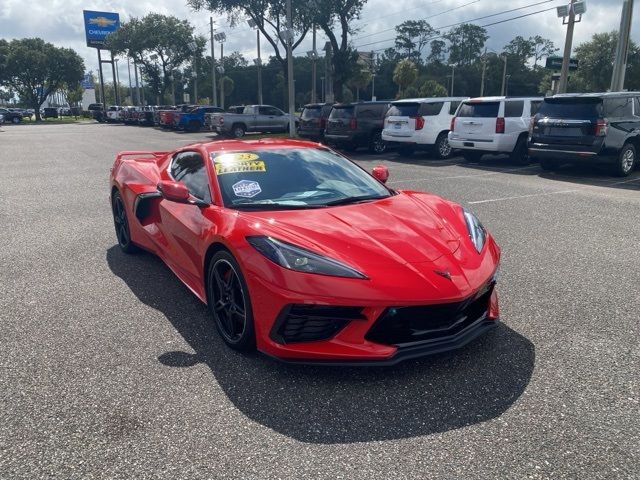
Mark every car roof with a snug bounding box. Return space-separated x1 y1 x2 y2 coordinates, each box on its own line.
303 103 334 108
198 138 323 155
465 96 543 102
392 97 468 103
551 91 640 99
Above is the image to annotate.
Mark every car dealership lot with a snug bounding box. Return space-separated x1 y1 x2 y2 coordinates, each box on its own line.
0 124 638 479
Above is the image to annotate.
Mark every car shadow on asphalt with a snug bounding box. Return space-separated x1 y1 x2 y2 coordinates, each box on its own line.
107 246 535 445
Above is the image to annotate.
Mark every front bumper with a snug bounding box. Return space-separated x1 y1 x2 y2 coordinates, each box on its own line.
238 240 500 365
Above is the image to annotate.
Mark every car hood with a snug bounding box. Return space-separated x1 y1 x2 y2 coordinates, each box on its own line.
238 192 463 268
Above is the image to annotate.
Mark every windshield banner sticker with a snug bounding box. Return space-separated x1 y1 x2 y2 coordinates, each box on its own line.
232 180 262 198
213 152 266 175
216 160 266 175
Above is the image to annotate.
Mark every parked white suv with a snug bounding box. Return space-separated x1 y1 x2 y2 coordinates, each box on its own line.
383 97 468 158
448 96 542 164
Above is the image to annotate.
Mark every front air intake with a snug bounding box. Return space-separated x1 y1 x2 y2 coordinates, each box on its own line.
270 305 366 344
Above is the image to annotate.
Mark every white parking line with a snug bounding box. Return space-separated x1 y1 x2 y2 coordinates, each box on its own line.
468 189 578 204
387 164 537 185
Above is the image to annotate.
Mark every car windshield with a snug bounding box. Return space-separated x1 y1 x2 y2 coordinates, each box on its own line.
211 148 390 210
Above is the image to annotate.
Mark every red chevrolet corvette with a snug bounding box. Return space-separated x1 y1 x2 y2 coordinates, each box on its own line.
110 139 500 365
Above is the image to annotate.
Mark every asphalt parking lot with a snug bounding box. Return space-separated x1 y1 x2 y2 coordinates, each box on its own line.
1 123 638 479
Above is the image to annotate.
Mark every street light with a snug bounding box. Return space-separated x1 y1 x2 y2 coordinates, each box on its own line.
213 33 227 108
247 19 263 104
188 41 198 103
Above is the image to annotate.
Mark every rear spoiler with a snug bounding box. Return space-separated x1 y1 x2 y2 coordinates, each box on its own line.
115 151 170 163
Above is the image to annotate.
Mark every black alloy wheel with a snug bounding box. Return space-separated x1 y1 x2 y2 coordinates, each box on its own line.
207 251 255 351
112 191 138 254
369 131 387 154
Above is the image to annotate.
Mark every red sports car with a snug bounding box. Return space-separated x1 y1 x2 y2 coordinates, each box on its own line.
110 139 500 365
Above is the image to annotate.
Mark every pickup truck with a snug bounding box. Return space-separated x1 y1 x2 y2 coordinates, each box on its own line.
205 105 298 138
174 106 224 132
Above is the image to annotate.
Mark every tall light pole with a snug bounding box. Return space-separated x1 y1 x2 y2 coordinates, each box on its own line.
320 76 325 102
557 0 584 94
480 48 487 96
500 54 508 96
188 41 198 104
286 0 296 136
248 19 264 104
450 66 455 96
214 33 227 109
611 0 634 91
505 74 512 96
127 57 133 105
210 18 218 107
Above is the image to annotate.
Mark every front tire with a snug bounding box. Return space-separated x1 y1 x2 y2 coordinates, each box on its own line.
434 132 453 159
207 251 256 351
613 143 636 177
111 191 139 254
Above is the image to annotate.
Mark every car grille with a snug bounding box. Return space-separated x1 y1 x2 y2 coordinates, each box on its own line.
271 305 366 344
365 283 494 347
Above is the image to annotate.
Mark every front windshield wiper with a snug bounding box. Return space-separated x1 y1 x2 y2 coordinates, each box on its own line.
322 194 390 207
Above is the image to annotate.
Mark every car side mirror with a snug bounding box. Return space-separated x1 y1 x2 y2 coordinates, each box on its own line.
157 180 190 203
372 165 389 184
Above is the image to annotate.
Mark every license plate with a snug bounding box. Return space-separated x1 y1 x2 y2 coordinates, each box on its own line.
394 123 402 129
464 142 474 147
547 127 583 136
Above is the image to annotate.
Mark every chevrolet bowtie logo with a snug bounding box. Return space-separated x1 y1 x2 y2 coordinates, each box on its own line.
433 270 452 280
89 16 117 27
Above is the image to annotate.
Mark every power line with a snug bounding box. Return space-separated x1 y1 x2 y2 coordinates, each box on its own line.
354 2 560 51
353 0 447 27
354 0 481 41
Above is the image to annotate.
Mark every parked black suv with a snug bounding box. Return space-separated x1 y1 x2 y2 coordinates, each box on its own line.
298 103 334 141
0 107 23 124
529 92 640 176
325 101 391 153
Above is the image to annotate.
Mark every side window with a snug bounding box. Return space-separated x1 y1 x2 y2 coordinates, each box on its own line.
504 101 524 117
634 97 640 116
449 101 461 115
170 152 211 202
530 101 542 116
604 97 633 117
260 107 282 116
419 102 444 116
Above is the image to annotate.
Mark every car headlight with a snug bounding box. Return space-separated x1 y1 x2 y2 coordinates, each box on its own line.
463 209 486 253
246 236 367 279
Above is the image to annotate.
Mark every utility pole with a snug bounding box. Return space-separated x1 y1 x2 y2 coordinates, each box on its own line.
127 57 133 104
480 48 487 96
210 17 218 107
110 51 120 106
558 0 577 94
611 0 635 91
286 0 295 136
450 66 455 96
370 52 376 101
133 61 140 106
257 29 263 104
311 25 317 103
500 54 508 96
219 41 225 109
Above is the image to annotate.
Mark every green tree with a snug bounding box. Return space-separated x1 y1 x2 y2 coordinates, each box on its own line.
503 36 535 66
571 31 640 92
444 24 488 66
393 59 418 98
395 20 438 62
1 38 84 121
419 79 447 97
347 57 373 100
107 14 201 101
532 35 558 68
427 39 446 64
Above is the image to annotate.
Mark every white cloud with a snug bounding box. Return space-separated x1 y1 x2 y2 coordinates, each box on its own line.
1 0 637 84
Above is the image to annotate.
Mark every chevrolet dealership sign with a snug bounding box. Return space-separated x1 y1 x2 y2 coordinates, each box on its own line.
83 10 120 48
